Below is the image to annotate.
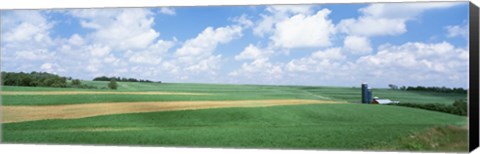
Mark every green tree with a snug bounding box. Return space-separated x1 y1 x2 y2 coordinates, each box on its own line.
453 99 467 116
72 79 81 86
108 78 117 90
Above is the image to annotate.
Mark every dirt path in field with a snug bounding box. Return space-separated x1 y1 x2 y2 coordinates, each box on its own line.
1 99 343 123
0 91 211 96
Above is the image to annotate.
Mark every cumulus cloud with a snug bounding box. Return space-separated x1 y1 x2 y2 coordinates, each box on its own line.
1 11 53 45
234 44 273 61
357 42 467 72
283 41 467 87
1 8 180 80
68 34 85 46
343 35 372 55
229 43 284 82
253 5 313 37
1 10 58 73
252 5 335 49
62 8 179 79
267 5 314 15
445 23 468 38
175 26 243 58
230 14 254 28
14 49 54 61
286 47 345 73
359 2 461 20
172 25 243 75
0 5 468 87
354 41 467 87
271 9 335 48
159 7 176 15
71 8 159 51
229 58 284 81
337 17 406 37
337 2 461 37
127 40 175 65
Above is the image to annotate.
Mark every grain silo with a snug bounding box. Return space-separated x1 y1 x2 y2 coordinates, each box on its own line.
361 82 373 104
361 82 368 103
367 87 372 104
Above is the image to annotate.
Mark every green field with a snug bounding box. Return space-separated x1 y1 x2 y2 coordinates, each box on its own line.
1 81 469 151
1 81 466 106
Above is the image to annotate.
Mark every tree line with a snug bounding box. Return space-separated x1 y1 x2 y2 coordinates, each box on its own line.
2 71 68 88
93 76 159 83
1 72 160 90
405 86 467 94
1 71 97 89
388 84 467 94
388 99 468 116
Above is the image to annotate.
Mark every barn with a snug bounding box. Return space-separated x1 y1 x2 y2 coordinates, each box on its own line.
372 97 400 104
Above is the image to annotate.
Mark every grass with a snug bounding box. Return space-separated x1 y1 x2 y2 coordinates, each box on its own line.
371 125 468 152
0 81 469 151
1 104 467 151
1 81 466 106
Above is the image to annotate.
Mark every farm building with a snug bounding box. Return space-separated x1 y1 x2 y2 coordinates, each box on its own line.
361 83 399 104
372 97 400 104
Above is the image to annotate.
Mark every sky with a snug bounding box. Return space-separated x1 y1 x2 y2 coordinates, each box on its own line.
0 2 470 88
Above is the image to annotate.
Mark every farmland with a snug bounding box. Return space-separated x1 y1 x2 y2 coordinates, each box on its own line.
0 81 468 151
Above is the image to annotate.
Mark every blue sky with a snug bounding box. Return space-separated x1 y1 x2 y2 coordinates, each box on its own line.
0 2 470 88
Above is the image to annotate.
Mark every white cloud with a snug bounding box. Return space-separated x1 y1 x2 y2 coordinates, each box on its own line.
40 63 53 70
88 44 111 57
234 44 273 61
311 47 346 61
229 58 284 80
231 14 254 28
230 42 287 81
60 8 181 80
271 9 335 48
173 25 243 75
359 2 461 20
1 10 54 47
354 41 467 86
445 23 468 38
337 17 406 37
1 6 468 87
184 55 222 74
358 42 467 70
284 41 467 87
1 10 57 74
68 34 85 46
343 35 372 54
253 5 313 37
266 5 313 15
40 62 64 73
175 26 243 58
14 49 54 61
159 7 176 15
71 8 159 51
253 15 276 37
127 40 175 65
286 47 345 73
252 6 335 49
337 2 461 37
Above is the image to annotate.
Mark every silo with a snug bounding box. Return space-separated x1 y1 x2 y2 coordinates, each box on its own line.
361 82 368 104
367 87 372 104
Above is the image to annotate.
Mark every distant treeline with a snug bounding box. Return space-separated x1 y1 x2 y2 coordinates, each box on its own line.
2 71 68 88
389 84 467 94
388 99 467 116
93 76 160 83
1 71 97 89
405 86 467 94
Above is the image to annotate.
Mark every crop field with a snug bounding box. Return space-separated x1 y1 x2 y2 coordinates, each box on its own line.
0 81 468 151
